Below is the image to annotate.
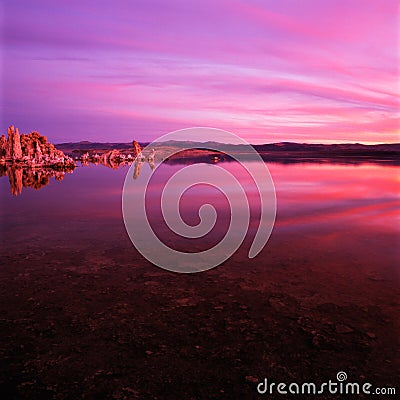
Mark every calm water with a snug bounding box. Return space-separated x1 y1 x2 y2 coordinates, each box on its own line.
1 161 398 272
1 160 399 398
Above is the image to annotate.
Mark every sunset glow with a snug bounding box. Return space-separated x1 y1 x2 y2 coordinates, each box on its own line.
1 0 399 143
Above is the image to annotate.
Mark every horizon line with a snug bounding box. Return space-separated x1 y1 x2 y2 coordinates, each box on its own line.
54 139 400 146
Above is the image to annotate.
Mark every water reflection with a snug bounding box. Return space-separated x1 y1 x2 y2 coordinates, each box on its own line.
2 154 399 197
0 165 74 196
78 155 156 179
81 157 155 179
133 158 155 179
0 155 159 195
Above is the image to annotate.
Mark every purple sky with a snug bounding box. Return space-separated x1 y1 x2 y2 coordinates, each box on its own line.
1 0 399 143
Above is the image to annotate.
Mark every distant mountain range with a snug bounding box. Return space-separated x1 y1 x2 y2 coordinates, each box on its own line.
57 141 136 151
148 140 400 153
57 140 399 154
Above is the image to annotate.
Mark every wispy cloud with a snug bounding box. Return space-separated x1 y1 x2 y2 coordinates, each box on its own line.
2 0 399 143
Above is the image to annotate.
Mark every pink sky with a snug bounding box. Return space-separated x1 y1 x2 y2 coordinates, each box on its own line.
1 0 399 143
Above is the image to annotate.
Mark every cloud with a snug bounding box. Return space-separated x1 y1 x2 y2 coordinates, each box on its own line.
2 0 399 143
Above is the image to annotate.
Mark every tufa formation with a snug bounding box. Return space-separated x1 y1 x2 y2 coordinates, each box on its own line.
78 140 144 169
0 126 75 168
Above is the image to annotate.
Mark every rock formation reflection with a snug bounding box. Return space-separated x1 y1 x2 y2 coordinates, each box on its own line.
1 165 74 196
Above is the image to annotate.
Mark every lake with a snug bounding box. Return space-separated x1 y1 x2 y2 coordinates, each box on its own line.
1 160 399 399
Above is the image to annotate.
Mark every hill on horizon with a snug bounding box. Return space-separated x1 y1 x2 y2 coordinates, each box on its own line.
56 140 400 153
